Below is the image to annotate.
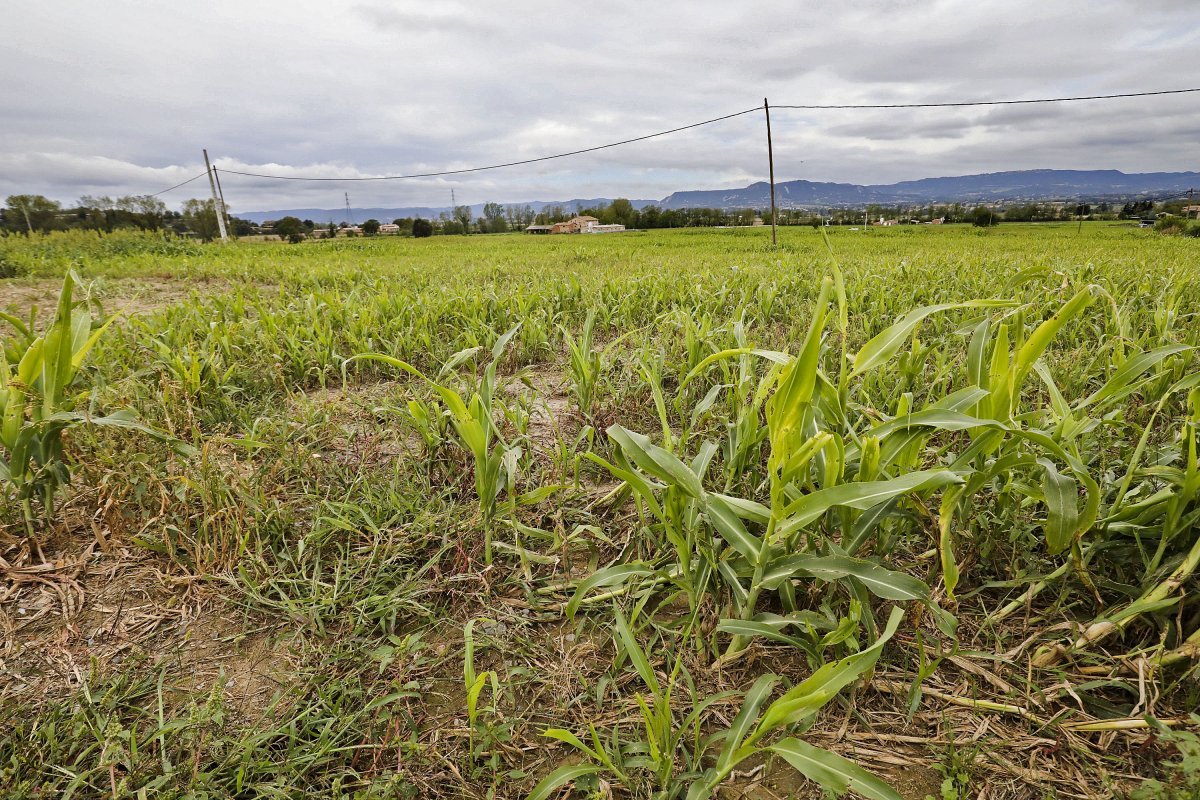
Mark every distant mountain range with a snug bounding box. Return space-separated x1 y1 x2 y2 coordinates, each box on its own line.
239 169 1198 222
661 169 1200 209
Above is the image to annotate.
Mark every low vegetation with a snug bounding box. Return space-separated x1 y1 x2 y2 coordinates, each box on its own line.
1 223 1197 799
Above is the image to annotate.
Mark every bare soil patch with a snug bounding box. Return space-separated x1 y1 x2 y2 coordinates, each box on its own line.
0 275 233 321
0 532 286 726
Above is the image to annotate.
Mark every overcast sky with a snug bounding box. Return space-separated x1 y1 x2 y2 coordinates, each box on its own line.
3 1 1199 213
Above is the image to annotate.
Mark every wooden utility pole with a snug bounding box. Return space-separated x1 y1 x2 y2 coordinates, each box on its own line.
202 149 229 242
764 98 777 247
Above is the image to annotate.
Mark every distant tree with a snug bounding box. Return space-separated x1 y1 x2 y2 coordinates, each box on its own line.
608 198 636 228
127 195 168 230
412 218 433 238
481 202 507 233
536 204 569 225
302 219 315 231
362 218 381 236
636 205 661 228
453 205 473 233
970 206 997 227
5 194 61 234
181 198 221 241
78 195 115 231
327 222 337 239
504 204 534 230
274 216 304 241
230 216 257 236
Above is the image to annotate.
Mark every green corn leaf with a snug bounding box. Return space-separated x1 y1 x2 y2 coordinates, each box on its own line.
679 347 791 390
867 408 1004 442
582 451 666 522
715 620 815 653
525 763 602 800
710 493 771 525
49 411 197 457
852 300 1014 376
1038 457 1079 555
606 424 703 498
717 673 779 771
769 279 831 443
541 728 601 761
1011 286 1096 393
1079 344 1194 409
939 485 963 600
778 470 963 538
967 317 990 391
760 554 931 602
748 606 903 746
768 738 902 800
613 605 660 696
565 563 652 620
705 494 764 564
466 671 494 728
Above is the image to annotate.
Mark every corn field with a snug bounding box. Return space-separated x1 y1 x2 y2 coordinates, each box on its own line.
1 223 1198 799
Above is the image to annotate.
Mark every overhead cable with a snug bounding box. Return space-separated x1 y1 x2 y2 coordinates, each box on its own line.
218 106 763 182
770 87 1200 110
149 170 210 197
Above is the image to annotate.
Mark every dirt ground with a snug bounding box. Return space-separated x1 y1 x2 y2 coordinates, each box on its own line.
0 275 228 321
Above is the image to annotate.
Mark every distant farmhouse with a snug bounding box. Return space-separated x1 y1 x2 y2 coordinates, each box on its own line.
526 215 625 234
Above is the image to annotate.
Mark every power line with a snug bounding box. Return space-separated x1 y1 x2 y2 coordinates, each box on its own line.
216 106 762 182
148 170 209 197
770 86 1200 110
211 87 1200 184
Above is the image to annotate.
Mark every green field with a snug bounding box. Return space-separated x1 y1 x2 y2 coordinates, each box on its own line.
2 223 1199 799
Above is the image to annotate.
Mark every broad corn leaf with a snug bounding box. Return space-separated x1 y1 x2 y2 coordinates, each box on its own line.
1038 457 1079 555
768 738 902 800
607 424 703 498
778 470 963 538
852 300 1014 376
525 763 602 800
748 606 903 745
705 494 764 564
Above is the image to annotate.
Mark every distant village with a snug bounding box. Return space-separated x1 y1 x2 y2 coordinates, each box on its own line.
249 196 1199 241
266 214 628 239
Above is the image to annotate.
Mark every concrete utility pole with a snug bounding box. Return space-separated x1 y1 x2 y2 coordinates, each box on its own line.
345 193 354 226
213 164 232 236
202 149 229 242
18 199 33 234
764 98 777 247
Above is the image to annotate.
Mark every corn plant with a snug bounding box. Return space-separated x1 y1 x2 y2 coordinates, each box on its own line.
582 277 959 656
463 618 502 762
559 309 602 416
0 272 180 538
349 325 523 562
529 606 906 800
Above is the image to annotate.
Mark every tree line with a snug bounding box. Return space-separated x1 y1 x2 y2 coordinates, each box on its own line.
0 194 262 241
5 193 1192 242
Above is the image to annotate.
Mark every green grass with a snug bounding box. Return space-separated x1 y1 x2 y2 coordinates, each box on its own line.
1 223 1198 799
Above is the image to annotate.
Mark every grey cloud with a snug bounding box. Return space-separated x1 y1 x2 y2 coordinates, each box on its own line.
2 0 1199 211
